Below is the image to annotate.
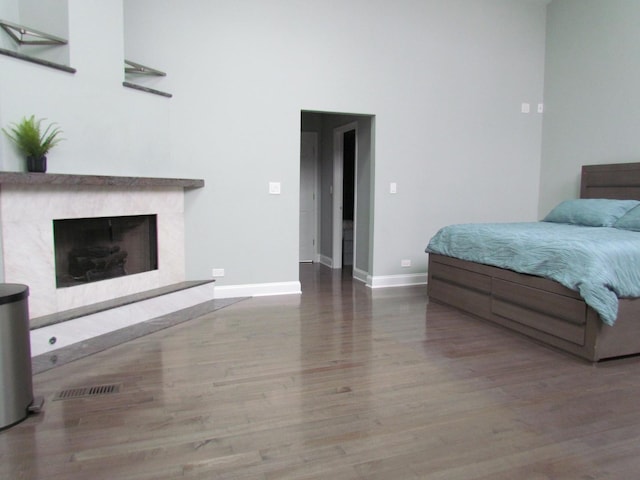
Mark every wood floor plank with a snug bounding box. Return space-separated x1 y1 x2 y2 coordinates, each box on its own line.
3 264 640 479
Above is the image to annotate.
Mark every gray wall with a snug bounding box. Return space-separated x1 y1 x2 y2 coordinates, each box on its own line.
0 1 20 50
0 0 70 64
539 0 640 216
2 0 548 290
355 116 374 274
129 0 546 286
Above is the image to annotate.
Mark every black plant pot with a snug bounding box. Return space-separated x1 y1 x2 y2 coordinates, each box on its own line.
27 156 47 173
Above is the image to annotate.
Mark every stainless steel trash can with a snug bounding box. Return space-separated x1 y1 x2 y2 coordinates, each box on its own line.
0 284 32 430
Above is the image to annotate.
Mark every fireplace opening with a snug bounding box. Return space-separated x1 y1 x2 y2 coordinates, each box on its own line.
53 215 158 288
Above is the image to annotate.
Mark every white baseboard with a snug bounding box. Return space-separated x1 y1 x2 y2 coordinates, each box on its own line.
318 255 334 268
368 273 428 288
214 281 301 299
353 267 368 284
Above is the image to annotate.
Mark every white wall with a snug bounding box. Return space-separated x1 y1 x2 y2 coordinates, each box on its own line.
0 0 172 176
539 0 640 216
1 0 548 293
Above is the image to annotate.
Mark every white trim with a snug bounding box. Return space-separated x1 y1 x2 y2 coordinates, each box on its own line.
332 128 343 268
300 131 318 262
332 121 358 270
318 254 333 268
214 281 301 299
353 267 368 284
367 273 428 289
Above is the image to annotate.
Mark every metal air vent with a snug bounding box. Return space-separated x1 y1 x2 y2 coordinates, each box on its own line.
53 383 121 401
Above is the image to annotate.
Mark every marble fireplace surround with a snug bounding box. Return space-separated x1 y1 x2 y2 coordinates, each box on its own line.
0 172 204 320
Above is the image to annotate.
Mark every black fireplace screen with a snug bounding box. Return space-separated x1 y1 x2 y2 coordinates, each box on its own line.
53 215 158 288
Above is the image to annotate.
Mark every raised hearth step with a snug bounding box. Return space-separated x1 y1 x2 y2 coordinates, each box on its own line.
29 282 246 374
30 280 215 330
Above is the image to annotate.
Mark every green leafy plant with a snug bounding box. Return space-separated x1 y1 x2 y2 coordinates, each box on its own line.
2 115 63 158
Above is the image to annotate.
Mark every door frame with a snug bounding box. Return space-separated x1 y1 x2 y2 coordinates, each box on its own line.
299 131 318 262
332 121 358 269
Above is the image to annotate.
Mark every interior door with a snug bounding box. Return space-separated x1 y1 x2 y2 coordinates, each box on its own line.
299 132 317 262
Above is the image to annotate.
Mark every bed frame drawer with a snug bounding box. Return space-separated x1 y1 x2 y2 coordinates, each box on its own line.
491 298 586 345
491 278 587 345
429 280 491 319
428 258 492 318
428 260 491 293
492 278 586 325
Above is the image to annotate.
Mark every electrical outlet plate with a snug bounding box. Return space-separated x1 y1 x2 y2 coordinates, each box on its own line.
212 268 225 277
401 259 411 267
269 182 281 194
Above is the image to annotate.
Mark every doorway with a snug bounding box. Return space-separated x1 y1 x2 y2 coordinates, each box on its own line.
332 122 358 270
299 111 374 283
342 129 355 267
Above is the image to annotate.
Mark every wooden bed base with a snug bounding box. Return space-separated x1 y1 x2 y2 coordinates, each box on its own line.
427 162 640 362
428 254 640 361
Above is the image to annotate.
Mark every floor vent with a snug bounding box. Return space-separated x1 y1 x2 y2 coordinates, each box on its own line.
53 383 122 401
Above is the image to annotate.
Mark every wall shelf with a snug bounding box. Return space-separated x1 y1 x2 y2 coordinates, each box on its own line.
122 81 172 98
0 47 76 73
0 19 74 73
0 19 67 46
125 59 166 76
123 59 172 97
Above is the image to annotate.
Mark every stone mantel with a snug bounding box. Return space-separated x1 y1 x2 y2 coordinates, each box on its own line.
0 172 204 189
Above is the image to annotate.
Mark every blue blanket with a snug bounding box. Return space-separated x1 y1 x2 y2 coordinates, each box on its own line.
426 222 640 325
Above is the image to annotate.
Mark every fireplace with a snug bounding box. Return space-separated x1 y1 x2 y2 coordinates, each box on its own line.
0 174 203 318
53 215 158 288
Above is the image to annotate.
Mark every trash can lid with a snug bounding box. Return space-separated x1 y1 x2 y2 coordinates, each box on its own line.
0 284 29 305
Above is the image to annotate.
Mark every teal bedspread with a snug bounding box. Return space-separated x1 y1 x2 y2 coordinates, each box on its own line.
426 222 640 325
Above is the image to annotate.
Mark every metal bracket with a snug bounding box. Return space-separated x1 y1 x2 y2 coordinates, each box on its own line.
124 59 166 77
0 19 67 46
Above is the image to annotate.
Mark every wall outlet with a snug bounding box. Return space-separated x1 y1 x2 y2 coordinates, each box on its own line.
269 182 281 194
401 259 411 267
212 268 225 277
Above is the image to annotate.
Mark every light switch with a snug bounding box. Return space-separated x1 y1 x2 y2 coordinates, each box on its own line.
269 182 281 195
390 182 397 194
537 103 544 113
521 103 530 114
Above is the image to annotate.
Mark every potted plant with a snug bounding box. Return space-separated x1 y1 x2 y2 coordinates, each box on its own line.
2 115 63 173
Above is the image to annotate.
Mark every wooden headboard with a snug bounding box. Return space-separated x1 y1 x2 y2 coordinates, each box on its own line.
581 162 640 199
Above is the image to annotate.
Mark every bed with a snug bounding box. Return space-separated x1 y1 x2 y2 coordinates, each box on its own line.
426 162 640 362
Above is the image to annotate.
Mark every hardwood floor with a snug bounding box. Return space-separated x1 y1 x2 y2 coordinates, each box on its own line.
3 263 640 479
